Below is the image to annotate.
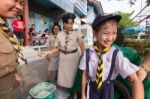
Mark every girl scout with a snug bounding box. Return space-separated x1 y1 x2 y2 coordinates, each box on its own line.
40 12 85 88
0 0 24 99
79 14 144 99
46 23 61 81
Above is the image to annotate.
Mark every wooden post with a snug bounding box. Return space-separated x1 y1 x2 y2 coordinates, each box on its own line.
23 0 29 46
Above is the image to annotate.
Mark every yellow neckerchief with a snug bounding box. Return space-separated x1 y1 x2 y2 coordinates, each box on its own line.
0 17 27 64
93 43 110 89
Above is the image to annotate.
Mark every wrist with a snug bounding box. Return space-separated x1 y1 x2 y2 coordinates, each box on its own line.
139 64 149 73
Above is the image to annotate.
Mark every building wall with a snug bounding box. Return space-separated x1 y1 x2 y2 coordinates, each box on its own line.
87 5 95 24
81 24 93 48
29 0 52 32
29 11 52 33
7 19 15 29
29 0 64 33
74 15 81 30
50 0 74 13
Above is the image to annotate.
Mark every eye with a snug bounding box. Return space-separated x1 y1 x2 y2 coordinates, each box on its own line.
113 32 117 35
103 32 109 35
19 0 24 6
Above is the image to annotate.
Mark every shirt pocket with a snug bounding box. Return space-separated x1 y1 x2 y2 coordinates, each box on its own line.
68 35 78 47
0 42 13 53
0 43 17 68
89 58 97 78
69 35 76 42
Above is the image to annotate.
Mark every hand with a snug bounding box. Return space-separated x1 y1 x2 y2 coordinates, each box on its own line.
13 73 21 88
82 95 87 99
137 68 147 81
18 26 24 29
46 54 51 61
38 50 47 57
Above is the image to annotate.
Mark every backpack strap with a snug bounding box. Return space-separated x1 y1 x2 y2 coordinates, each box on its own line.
106 48 119 81
86 48 91 82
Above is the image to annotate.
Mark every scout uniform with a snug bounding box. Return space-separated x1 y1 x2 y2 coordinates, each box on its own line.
46 34 59 71
0 17 26 99
0 20 19 99
79 46 140 99
79 14 141 99
55 30 82 88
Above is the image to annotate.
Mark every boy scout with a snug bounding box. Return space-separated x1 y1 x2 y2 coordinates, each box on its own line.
79 14 144 99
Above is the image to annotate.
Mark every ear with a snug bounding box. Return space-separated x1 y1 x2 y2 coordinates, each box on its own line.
93 30 96 37
93 30 97 42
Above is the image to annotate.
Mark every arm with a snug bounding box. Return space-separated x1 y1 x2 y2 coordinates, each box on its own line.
136 67 147 81
140 50 150 72
81 70 87 99
13 24 19 29
20 26 25 29
115 51 144 99
45 47 60 55
39 47 60 57
32 31 36 34
127 72 144 99
78 37 85 53
136 50 150 81
13 69 21 88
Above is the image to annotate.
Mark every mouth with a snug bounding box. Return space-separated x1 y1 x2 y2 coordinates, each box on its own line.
12 10 19 14
104 41 112 46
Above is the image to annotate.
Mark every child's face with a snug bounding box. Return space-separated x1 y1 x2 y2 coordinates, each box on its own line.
95 20 117 48
0 0 24 18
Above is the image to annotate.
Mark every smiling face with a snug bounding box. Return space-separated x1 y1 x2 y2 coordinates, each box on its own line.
94 19 117 49
0 0 24 18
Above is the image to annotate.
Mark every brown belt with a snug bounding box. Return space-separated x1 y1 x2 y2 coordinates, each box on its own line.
60 49 78 54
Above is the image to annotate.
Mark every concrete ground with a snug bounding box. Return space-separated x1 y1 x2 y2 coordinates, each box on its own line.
15 46 70 99
15 59 49 99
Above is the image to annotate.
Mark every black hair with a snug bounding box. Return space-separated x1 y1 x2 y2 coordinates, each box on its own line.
17 15 23 21
61 13 76 23
44 28 49 32
51 23 61 35
31 24 35 27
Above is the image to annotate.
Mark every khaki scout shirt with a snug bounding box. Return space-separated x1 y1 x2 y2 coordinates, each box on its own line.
0 32 19 78
55 30 82 51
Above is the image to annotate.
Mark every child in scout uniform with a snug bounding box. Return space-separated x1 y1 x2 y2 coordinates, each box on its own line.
79 14 144 99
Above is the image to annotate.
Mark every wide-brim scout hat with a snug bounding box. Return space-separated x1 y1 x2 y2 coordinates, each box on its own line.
60 12 76 23
92 14 122 30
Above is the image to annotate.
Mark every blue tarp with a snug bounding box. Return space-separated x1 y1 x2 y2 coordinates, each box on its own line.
122 27 144 33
